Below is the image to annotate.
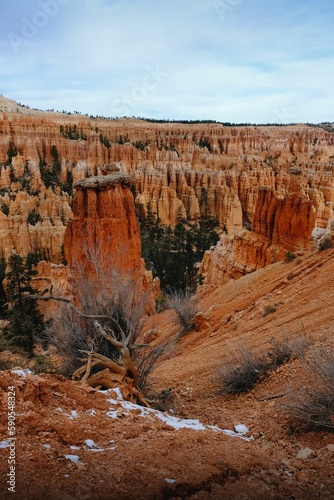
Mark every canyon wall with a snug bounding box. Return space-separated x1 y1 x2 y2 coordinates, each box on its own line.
200 187 317 285
0 97 334 275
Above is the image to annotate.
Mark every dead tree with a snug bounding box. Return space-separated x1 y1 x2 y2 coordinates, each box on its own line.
30 294 150 406
30 237 158 406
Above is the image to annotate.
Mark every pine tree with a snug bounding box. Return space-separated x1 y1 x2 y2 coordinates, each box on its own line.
0 255 6 318
5 253 44 356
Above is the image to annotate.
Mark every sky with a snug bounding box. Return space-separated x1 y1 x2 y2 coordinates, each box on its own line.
0 0 333 123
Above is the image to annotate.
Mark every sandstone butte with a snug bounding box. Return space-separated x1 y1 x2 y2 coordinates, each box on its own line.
0 97 334 499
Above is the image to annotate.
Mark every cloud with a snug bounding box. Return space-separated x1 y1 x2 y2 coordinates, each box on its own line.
0 0 333 122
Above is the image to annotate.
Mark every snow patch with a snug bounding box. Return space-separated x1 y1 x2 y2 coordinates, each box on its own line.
56 408 79 420
156 413 206 431
109 387 123 400
41 444 51 449
219 428 253 441
165 478 176 484
84 439 97 449
106 410 119 419
64 454 82 464
11 369 33 378
0 440 11 449
70 446 80 450
234 424 249 434
106 387 254 441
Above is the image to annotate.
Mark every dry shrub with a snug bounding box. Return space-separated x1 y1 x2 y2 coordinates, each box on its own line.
167 290 198 333
217 346 268 394
133 343 170 392
45 245 164 387
44 307 89 375
46 235 152 373
284 343 334 431
218 336 309 394
268 335 309 368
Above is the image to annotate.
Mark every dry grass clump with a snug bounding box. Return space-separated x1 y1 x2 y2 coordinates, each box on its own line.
284 343 334 431
167 290 198 334
217 346 268 394
267 336 308 368
218 336 308 394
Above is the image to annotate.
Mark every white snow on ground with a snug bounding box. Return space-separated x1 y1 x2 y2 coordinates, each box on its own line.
85 439 97 448
11 369 33 378
0 440 11 448
56 408 80 420
111 387 123 400
41 444 51 449
105 389 253 441
165 479 176 484
67 442 116 454
234 424 249 434
218 428 252 440
106 410 118 419
64 455 82 464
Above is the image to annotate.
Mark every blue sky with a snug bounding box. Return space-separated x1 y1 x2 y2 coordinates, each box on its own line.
0 0 333 123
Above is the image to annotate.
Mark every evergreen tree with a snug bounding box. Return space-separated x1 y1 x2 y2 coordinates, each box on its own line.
0 255 7 318
5 253 44 356
139 210 219 293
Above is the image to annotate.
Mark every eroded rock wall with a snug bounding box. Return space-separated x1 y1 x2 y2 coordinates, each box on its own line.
1 97 334 266
200 185 317 285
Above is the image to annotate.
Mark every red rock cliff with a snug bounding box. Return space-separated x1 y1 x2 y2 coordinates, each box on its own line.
200 185 316 285
64 173 156 310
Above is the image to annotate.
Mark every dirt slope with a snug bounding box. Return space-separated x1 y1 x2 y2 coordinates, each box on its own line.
1 248 334 499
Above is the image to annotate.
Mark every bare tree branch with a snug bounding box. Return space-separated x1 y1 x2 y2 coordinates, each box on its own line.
29 294 128 341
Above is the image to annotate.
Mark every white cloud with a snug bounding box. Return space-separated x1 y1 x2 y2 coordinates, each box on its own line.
1 0 333 122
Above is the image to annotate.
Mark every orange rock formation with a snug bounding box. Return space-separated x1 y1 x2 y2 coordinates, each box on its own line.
200 185 317 285
64 172 156 310
64 174 141 271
